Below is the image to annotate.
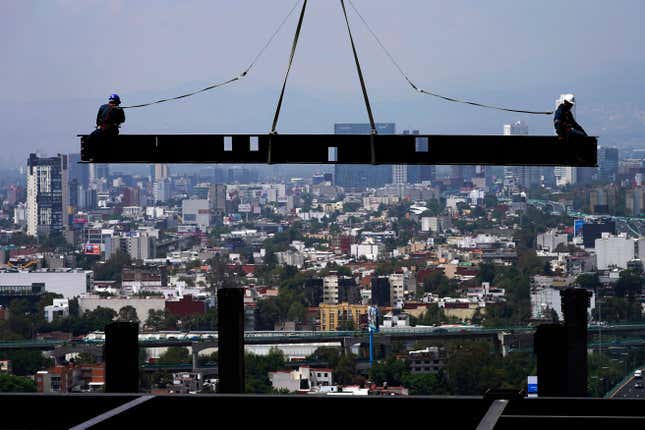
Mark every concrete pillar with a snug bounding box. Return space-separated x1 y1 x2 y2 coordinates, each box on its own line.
534 323 567 397
104 321 139 393
561 288 592 397
192 348 199 372
218 288 245 393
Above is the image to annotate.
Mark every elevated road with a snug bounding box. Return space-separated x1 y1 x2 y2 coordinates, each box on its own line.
2 323 645 351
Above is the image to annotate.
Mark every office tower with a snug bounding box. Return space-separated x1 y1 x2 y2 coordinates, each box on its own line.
392 164 408 185
89 164 109 182
371 276 391 307
598 147 619 181
404 129 436 184
67 153 89 189
503 121 540 188
68 153 89 209
208 184 227 214
26 153 69 237
333 123 395 191
152 179 171 203
153 164 169 182
555 166 576 186
626 187 645 216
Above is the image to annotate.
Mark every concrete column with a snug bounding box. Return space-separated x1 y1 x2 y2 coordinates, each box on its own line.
105 321 139 393
192 348 199 372
218 288 245 393
561 288 592 397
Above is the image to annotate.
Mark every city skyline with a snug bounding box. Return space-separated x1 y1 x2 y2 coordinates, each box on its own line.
1 1 644 166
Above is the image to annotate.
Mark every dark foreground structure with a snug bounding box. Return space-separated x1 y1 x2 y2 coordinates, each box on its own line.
79 133 597 165
1 393 643 429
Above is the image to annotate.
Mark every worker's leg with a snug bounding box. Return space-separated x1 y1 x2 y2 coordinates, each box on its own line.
568 129 587 138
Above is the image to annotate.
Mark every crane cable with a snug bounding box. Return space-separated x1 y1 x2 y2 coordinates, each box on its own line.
270 0 308 133
121 0 303 109
347 0 554 115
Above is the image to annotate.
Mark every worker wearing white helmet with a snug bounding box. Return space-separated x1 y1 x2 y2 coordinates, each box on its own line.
554 93 587 138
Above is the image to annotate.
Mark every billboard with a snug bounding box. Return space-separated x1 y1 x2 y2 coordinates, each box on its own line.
573 219 584 236
368 306 379 332
527 375 538 398
84 243 101 255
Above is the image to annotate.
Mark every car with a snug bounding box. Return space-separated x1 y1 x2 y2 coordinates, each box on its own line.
634 383 643 389
634 369 642 379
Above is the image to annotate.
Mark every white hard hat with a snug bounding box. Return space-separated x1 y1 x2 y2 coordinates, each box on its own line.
563 93 576 105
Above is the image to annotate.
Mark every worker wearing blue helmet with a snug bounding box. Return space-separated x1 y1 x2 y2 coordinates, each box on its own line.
96 93 126 136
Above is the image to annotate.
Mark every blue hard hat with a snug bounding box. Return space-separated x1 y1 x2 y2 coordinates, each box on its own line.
108 93 121 104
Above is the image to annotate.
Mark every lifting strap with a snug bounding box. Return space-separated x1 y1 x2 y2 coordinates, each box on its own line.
268 0 308 163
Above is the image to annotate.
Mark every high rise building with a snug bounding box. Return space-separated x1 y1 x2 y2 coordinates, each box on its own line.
26 154 70 238
555 166 577 186
626 187 645 216
589 186 617 215
89 164 109 183
403 129 436 184
333 123 395 191
503 121 540 189
152 164 169 182
208 184 227 214
67 153 89 189
152 179 171 203
598 147 619 181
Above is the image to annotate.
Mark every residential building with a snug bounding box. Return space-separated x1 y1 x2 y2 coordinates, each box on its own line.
182 199 211 230
408 347 446 374
44 299 69 323
0 270 92 299
26 153 70 237
595 233 635 270
598 147 619 181
537 230 568 252
269 366 333 392
319 303 367 331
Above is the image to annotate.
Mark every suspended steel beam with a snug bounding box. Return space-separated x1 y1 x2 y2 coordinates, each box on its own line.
79 134 597 166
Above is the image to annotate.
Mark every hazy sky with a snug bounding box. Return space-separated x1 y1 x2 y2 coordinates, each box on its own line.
1 0 644 166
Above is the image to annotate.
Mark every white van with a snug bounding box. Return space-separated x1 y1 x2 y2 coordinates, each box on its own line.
634 369 642 379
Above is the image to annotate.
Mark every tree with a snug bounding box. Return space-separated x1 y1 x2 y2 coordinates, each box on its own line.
334 354 357 386
484 193 498 209
93 251 132 283
245 348 285 393
368 356 409 386
615 270 643 298
157 347 190 365
477 263 497 284
576 273 600 289
0 374 36 392
0 350 53 376
419 304 447 326
117 306 139 323
401 373 448 395
74 351 98 365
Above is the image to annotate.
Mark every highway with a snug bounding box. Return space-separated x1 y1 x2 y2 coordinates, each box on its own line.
2 323 645 350
612 373 645 399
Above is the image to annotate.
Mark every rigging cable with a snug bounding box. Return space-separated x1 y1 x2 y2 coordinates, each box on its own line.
121 0 303 109
340 0 377 135
270 0 308 133
340 0 378 164
347 0 554 115
268 0 308 163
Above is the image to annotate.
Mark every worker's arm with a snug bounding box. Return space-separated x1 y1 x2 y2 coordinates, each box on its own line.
116 108 125 125
553 107 565 136
96 106 104 127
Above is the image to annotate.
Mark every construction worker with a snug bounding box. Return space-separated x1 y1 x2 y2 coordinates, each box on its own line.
95 94 126 136
554 94 587 138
